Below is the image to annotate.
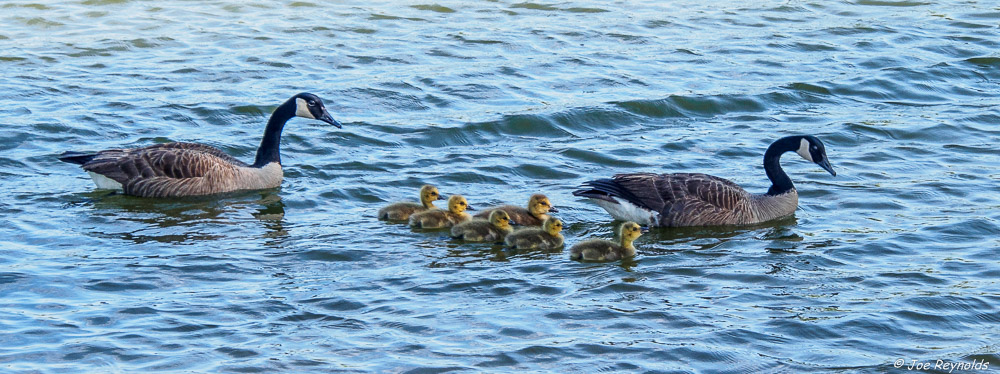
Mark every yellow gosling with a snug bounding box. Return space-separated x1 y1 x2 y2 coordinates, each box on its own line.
378 185 444 221
409 195 473 229
451 210 514 243
504 217 564 250
474 193 556 226
570 221 644 262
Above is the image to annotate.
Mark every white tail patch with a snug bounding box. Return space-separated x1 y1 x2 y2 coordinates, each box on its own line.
88 172 123 190
592 197 656 226
795 138 813 162
295 98 315 119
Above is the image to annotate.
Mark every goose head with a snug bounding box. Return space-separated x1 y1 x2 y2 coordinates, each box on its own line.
528 193 557 217
447 195 472 214
619 221 644 246
489 210 513 230
419 185 444 208
293 92 343 128
794 135 836 176
542 217 563 236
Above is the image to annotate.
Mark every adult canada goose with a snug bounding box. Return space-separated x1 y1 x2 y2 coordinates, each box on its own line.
474 193 557 226
450 210 514 243
573 135 836 227
58 93 343 198
378 185 445 221
409 195 473 229
504 217 564 250
570 221 644 261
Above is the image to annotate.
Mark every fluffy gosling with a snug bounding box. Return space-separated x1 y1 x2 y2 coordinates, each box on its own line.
504 217 564 250
475 193 556 226
451 210 514 243
379 184 445 221
409 195 473 229
570 221 644 262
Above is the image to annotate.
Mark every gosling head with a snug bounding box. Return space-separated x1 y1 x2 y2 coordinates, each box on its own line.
488 210 513 230
542 217 563 236
292 92 343 128
419 185 444 208
794 135 836 177
528 193 557 216
447 195 471 214
619 221 644 244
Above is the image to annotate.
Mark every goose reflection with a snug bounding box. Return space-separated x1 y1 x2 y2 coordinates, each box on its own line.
75 189 289 245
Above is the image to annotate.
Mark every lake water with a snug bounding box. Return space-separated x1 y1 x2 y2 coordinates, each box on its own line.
2 0 999 372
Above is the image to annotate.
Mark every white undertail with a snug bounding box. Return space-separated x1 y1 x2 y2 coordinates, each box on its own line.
592 197 656 226
88 172 123 190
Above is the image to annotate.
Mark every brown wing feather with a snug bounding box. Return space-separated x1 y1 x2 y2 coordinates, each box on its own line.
648 173 754 226
80 143 244 198
603 173 666 211
141 142 248 167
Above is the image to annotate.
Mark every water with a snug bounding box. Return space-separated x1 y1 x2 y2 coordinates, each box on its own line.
2 0 999 372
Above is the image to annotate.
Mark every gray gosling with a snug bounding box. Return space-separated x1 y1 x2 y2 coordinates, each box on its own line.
451 210 514 243
504 217 564 250
378 185 445 221
570 221 644 262
409 195 473 229
475 193 556 226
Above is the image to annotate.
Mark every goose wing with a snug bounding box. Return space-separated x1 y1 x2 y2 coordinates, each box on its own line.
576 173 754 226
141 142 248 166
652 173 754 226
79 142 245 197
574 173 667 211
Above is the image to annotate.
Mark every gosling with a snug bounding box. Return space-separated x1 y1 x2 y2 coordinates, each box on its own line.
409 195 473 229
504 217 564 250
570 221 644 262
475 193 556 226
378 184 445 221
451 210 514 243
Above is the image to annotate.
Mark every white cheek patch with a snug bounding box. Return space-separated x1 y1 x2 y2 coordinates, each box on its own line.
796 138 813 162
295 98 316 119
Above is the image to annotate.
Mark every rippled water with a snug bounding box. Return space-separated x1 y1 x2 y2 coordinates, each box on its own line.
2 0 999 372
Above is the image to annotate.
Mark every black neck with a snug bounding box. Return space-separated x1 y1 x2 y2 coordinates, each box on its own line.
253 98 297 167
763 136 800 195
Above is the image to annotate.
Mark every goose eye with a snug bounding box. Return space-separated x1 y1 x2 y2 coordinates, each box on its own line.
308 100 316 106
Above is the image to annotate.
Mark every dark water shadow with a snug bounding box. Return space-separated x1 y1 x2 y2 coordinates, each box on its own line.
68 189 288 245
635 215 801 252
